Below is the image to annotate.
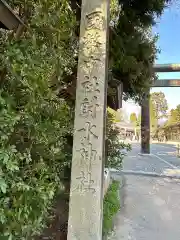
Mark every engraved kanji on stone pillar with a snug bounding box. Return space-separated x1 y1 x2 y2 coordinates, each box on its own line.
67 0 110 240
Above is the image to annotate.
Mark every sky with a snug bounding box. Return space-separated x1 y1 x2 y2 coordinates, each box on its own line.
123 1 180 118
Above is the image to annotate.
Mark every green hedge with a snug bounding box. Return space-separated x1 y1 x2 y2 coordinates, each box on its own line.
103 180 120 236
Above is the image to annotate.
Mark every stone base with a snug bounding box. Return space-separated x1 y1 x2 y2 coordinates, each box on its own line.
138 153 152 156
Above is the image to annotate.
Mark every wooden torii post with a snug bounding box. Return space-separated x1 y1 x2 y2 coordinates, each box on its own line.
141 90 150 154
67 0 110 239
141 63 180 154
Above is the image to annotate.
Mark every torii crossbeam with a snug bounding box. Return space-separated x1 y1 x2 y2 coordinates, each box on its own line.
141 63 180 154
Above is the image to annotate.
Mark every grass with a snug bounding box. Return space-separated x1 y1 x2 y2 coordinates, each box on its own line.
103 180 120 236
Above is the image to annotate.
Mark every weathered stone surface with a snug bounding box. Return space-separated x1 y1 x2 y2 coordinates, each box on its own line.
67 0 110 239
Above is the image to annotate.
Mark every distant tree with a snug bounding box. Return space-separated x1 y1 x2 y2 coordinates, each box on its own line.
130 112 137 125
107 107 123 122
167 105 180 125
167 109 177 125
137 97 157 132
150 97 158 130
151 92 168 119
115 109 124 122
176 104 180 122
136 114 141 127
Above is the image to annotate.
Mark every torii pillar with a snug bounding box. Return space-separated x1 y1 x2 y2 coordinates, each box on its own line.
67 0 110 239
141 90 150 154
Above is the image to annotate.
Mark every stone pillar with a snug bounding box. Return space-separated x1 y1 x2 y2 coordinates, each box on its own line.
141 91 150 154
67 1 110 240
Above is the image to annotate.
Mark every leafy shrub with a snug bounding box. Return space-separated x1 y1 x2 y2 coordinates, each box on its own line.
0 96 73 239
0 0 75 239
106 109 131 170
103 180 120 236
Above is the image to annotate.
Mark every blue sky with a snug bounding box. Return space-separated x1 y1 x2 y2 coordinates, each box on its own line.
151 1 180 110
123 2 180 117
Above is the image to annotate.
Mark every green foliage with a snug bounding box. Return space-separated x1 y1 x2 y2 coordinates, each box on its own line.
169 109 179 124
110 24 156 103
175 105 180 122
151 92 168 119
107 107 117 122
150 95 158 130
115 109 123 122
55 0 171 105
0 0 171 238
166 104 180 125
110 0 120 25
107 107 123 123
130 112 137 125
0 0 129 234
153 104 180 140
103 180 120 236
109 0 171 103
106 109 131 170
118 0 171 26
0 0 75 239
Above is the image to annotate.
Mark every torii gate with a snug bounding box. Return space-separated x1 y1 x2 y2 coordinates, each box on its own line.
141 63 180 154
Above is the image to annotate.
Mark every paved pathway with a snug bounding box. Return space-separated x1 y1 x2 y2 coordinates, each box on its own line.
110 143 180 240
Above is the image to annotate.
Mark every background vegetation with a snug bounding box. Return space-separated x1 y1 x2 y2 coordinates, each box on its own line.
103 180 120 237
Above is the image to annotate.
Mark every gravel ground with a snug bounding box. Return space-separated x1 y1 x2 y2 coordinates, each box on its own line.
110 143 180 240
